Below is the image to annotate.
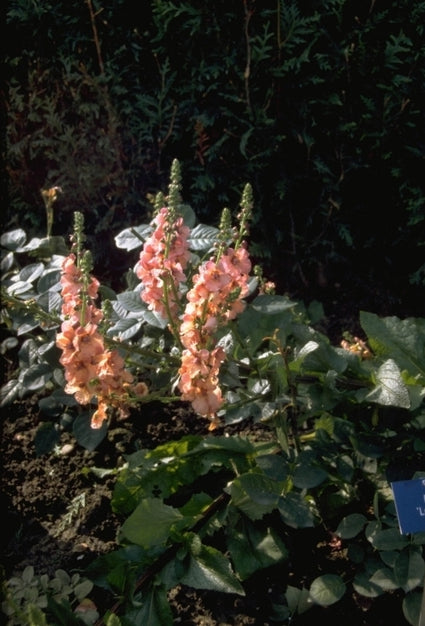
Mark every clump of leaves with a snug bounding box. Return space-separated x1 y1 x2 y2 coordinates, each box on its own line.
2 565 98 625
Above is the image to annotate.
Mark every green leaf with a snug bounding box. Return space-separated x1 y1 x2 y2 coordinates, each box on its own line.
72 412 108 451
21 363 52 391
292 456 327 489
34 422 60 456
1 250 14 272
285 585 313 615
105 614 122 626
114 224 152 250
187 223 219 250
26 605 49 626
179 203 197 228
256 454 290 481
368 527 409 551
309 574 345 606
230 472 283 520
107 317 143 340
402 590 423 626
369 567 399 591
278 492 316 528
366 359 410 408
116 291 146 312
336 513 368 539
19 262 44 283
291 340 319 367
237 300 294 351
112 437 204 514
360 312 425 380
73 579 94 601
36 290 62 313
227 518 288 580
15 312 39 335
1 228 27 250
394 549 425 592
293 330 347 374
141 308 168 329
37 268 61 293
0 379 21 407
251 294 297 315
180 541 245 595
120 498 183 548
126 584 173 626
23 236 69 256
7 280 35 297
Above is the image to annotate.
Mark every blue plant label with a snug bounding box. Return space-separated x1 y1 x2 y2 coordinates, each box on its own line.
391 479 425 535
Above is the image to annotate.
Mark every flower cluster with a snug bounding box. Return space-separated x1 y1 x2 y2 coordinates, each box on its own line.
135 207 190 322
340 336 372 360
56 252 143 429
178 245 251 429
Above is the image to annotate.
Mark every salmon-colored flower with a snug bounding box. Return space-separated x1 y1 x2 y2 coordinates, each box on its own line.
177 243 251 426
57 253 138 429
136 207 190 321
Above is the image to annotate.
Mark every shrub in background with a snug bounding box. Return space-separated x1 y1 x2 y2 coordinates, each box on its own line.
4 0 425 296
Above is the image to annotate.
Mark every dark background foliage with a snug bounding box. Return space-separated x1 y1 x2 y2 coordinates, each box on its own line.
4 0 425 309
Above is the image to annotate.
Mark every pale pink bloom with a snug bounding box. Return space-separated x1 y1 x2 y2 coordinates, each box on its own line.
177 244 251 424
220 246 251 277
198 260 231 292
57 254 137 429
136 207 190 321
190 386 223 418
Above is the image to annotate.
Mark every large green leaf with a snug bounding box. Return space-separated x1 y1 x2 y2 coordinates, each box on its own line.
230 471 283 520
366 358 410 408
120 498 183 549
106 317 143 340
250 294 298 315
112 436 208 514
394 549 425 592
0 379 21 407
114 224 152 250
278 492 316 528
309 574 346 606
125 584 173 626
187 223 219 250
72 412 108 451
34 421 60 456
360 312 425 380
336 513 368 539
285 585 313 615
21 363 52 391
368 527 409 551
292 452 328 488
369 567 399 591
292 327 347 374
353 571 383 598
180 540 245 595
1 228 27 250
402 590 423 626
237 298 294 351
227 518 288 580
19 262 44 283
116 291 147 312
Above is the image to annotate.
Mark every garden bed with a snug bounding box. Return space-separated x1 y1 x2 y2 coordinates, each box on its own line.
1 393 413 625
